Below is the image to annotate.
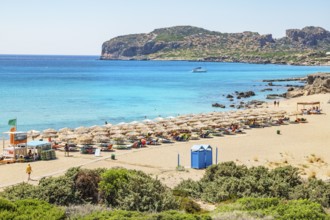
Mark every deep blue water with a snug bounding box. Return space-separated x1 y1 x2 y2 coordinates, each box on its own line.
1 54 329 132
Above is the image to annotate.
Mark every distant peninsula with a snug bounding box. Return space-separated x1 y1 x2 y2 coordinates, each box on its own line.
101 26 330 65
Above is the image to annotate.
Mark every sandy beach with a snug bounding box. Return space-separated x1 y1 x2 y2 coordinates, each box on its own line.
0 93 329 189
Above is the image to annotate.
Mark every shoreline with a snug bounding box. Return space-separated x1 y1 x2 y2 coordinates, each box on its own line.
100 57 330 66
1 93 329 190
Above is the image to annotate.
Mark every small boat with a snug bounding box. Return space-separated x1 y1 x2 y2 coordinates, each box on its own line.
192 67 207 73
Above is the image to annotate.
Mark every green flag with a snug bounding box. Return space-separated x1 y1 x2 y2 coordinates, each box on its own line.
8 118 17 126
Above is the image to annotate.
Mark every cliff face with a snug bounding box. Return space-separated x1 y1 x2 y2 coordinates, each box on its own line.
101 26 330 65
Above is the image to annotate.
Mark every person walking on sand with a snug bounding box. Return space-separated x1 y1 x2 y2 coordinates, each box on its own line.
277 101 280 107
274 101 276 107
64 143 69 157
26 164 32 181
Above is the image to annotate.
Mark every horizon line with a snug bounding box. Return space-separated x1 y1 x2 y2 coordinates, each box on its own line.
0 53 100 57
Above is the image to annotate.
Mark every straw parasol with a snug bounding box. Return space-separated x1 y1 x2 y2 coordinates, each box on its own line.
74 126 90 134
27 130 41 137
43 128 57 134
93 135 110 143
59 134 78 142
77 134 93 144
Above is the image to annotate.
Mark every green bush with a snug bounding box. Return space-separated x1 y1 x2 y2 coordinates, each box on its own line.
202 162 248 181
237 197 280 210
0 197 16 211
175 163 304 203
173 179 202 198
0 198 65 219
290 178 330 207
179 197 201 214
38 175 81 205
266 199 328 220
215 198 329 220
81 210 211 220
0 182 40 201
116 170 179 212
74 169 102 203
98 168 131 206
268 166 302 198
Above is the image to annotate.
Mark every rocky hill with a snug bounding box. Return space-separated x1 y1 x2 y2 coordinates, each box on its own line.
101 26 330 65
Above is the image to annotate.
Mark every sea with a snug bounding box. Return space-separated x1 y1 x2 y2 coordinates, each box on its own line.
1 54 330 133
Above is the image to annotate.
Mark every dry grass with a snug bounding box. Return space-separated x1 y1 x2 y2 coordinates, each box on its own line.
307 170 317 179
306 154 326 165
326 170 330 177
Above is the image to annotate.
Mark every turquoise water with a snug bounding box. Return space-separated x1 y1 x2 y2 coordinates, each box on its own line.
1 55 329 132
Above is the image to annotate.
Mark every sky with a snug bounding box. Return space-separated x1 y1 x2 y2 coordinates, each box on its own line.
1 0 330 55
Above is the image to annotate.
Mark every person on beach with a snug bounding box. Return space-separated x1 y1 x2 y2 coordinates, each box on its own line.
277 101 280 107
26 164 32 181
64 143 69 157
274 101 276 107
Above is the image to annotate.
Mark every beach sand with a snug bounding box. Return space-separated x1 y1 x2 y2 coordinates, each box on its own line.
0 93 329 189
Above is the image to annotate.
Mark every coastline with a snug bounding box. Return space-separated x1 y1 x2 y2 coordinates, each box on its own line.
1 93 329 189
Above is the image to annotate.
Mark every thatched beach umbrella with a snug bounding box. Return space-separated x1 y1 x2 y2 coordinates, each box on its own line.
27 130 41 137
77 134 93 144
58 127 73 134
42 133 58 139
111 133 125 139
74 126 90 134
59 134 78 142
43 128 57 134
93 135 110 143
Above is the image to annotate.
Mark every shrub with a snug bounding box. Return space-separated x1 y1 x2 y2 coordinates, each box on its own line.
116 170 179 212
266 199 328 220
179 197 201 214
215 198 328 220
38 175 81 205
202 162 248 182
74 169 102 203
290 178 330 207
0 198 65 219
268 166 302 198
14 199 66 219
173 179 202 198
177 163 305 204
237 197 280 210
0 182 40 201
98 168 131 206
0 197 16 211
81 210 211 220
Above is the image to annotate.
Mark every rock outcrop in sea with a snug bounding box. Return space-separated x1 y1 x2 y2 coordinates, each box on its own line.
284 73 330 98
101 26 330 65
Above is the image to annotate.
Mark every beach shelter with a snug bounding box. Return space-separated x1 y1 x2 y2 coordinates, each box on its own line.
191 145 212 169
27 140 55 160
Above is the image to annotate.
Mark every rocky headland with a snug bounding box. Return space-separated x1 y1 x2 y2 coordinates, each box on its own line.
101 26 330 65
212 72 330 109
285 72 330 98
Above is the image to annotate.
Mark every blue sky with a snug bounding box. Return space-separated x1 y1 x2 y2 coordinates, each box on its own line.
1 0 329 55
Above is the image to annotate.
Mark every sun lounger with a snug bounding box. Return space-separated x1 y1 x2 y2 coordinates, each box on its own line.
114 144 132 150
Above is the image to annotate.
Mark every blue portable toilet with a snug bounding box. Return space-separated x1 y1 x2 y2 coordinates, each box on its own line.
191 145 213 169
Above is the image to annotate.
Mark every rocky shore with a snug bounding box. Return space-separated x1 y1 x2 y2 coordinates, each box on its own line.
212 72 330 110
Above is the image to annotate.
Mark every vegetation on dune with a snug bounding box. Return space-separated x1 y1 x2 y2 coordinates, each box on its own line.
214 198 329 220
1 163 330 219
0 198 65 219
174 162 330 207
